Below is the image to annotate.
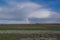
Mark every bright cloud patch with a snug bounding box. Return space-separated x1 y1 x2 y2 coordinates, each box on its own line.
28 9 51 18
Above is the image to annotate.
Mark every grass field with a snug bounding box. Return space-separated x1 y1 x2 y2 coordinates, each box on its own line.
0 33 59 40
0 24 60 40
0 28 60 30
0 24 60 30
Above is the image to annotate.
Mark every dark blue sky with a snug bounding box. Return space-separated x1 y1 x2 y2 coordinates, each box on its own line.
31 0 60 12
0 0 60 12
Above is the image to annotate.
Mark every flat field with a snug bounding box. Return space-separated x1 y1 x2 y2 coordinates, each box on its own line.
0 24 60 40
0 24 60 30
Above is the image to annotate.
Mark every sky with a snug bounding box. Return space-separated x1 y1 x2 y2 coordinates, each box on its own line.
0 0 60 24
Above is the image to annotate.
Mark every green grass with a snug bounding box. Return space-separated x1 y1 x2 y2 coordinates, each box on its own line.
0 32 60 40
0 33 21 40
0 28 60 30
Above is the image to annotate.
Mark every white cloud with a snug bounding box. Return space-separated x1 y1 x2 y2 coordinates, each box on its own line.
28 9 51 18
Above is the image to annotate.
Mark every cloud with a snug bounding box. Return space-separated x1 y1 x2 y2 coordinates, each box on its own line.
0 2 41 20
0 20 28 24
0 7 3 12
29 18 60 24
0 1 42 23
28 9 51 18
49 12 60 18
0 0 60 24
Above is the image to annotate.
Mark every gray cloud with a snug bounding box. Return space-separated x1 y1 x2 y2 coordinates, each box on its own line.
0 0 60 24
0 2 40 20
29 18 60 24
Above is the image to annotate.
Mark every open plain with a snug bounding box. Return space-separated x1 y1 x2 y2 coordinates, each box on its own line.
0 24 60 40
